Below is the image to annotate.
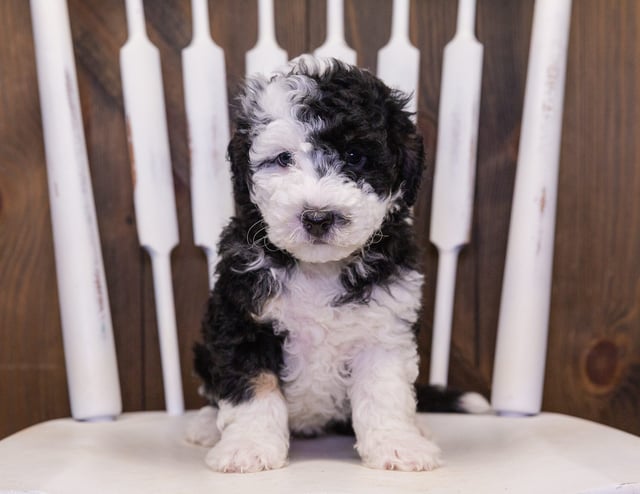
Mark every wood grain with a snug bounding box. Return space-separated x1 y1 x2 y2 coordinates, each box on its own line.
544 0 640 432
1 0 639 439
0 0 71 436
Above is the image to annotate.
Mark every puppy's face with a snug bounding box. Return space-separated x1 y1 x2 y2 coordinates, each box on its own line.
230 56 423 263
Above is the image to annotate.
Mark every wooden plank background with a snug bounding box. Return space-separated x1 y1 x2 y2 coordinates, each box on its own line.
1 0 639 439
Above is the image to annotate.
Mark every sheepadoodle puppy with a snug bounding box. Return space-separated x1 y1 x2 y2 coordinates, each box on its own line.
188 55 487 473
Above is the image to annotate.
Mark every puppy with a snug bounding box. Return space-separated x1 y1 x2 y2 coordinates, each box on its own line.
188 56 487 473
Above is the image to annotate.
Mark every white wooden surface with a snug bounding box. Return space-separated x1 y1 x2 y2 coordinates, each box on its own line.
1 411 638 493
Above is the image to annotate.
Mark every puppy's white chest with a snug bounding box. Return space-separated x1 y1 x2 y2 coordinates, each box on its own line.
263 262 418 348
259 262 423 433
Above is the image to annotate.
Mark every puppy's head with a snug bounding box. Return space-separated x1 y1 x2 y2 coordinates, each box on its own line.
229 56 423 264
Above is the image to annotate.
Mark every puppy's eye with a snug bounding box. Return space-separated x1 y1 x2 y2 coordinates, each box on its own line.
344 149 367 168
275 151 293 168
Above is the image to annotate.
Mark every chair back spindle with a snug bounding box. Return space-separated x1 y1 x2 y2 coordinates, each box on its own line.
429 0 484 386
120 0 184 415
183 0 234 289
246 0 288 76
30 0 122 421
376 0 420 119
491 0 573 416
314 0 357 65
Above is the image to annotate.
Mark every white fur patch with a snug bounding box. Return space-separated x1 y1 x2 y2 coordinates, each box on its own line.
286 54 346 78
458 391 493 414
349 346 441 471
249 118 307 163
205 391 289 473
357 428 442 471
258 262 424 438
186 405 221 448
251 165 394 263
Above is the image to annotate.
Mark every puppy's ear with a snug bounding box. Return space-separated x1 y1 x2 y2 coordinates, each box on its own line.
227 126 252 210
227 75 269 211
396 127 424 207
386 91 424 207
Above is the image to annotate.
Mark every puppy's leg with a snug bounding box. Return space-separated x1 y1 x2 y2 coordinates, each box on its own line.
350 347 442 471
186 405 221 447
205 372 289 473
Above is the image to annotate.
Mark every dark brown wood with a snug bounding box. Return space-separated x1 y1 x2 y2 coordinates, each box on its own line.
0 0 71 436
1 0 639 439
544 0 640 433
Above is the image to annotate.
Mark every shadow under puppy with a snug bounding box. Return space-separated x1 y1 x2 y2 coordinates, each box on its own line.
188 55 488 473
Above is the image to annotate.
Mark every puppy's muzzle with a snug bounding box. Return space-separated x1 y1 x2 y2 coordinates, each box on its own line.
301 209 335 238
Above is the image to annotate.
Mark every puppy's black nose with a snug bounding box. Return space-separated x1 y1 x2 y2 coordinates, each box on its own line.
301 210 335 238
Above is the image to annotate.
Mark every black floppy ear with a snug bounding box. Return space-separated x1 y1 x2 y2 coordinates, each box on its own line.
386 91 425 207
226 75 269 212
227 127 252 211
396 127 424 207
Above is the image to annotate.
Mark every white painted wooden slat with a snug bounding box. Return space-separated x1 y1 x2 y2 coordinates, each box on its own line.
377 0 420 117
313 0 357 65
183 0 234 289
30 0 122 421
246 0 288 76
491 0 573 415
428 0 484 386
120 0 184 415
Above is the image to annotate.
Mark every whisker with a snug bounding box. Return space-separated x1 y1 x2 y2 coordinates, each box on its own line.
256 235 278 252
246 220 267 246
251 226 268 246
365 230 386 248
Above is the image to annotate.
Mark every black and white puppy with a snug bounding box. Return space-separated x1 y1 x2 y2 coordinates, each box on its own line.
188 55 487 473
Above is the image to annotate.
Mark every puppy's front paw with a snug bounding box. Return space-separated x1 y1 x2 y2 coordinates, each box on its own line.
205 435 288 473
185 406 221 447
356 430 442 472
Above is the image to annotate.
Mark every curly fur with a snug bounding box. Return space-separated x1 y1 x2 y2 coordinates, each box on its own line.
189 56 488 473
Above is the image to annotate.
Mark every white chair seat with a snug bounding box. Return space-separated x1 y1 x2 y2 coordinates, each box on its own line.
1 411 638 493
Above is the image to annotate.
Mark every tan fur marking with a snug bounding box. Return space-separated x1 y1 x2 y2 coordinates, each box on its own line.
252 372 279 398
